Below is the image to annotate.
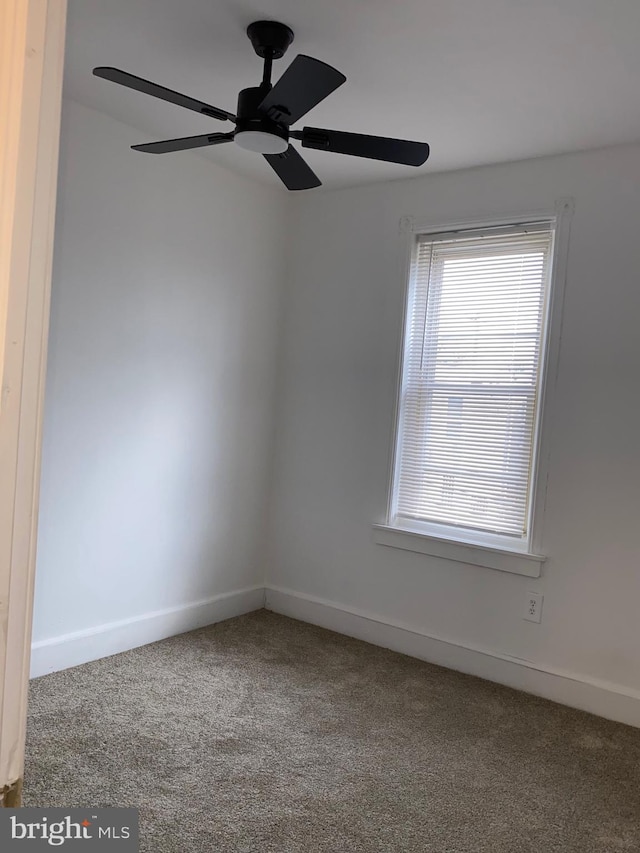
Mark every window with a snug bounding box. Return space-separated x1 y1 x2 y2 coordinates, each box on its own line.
387 222 555 556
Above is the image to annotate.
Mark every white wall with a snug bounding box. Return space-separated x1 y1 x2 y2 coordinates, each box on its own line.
32 99 286 670
266 144 640 723
33 103 640 723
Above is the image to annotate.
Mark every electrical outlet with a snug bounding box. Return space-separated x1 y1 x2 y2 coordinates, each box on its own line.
524 591 543 623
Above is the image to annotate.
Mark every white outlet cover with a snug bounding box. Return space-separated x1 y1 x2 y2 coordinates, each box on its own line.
524 591 544 623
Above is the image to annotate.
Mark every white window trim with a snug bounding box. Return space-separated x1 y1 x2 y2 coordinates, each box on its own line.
372 524 545 577
376 199 574 576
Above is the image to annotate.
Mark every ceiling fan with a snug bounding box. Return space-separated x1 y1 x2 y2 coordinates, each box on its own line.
93 20 430 190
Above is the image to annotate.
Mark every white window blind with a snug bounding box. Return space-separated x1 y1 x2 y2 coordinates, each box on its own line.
392 223 554 543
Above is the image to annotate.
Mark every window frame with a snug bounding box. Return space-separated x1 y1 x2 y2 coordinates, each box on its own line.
375 200 574 577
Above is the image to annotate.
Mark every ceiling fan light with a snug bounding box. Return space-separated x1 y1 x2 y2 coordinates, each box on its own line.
234 130 288 155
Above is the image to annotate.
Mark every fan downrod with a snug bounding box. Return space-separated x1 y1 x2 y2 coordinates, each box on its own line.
246 21 294 60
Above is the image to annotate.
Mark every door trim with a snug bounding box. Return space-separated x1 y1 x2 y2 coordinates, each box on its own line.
0 0 67 801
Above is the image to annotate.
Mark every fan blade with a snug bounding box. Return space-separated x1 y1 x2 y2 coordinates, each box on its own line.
293 127 430 166
132 132 234 154
263 146 321 191
258 55 346 126
93 67 235 122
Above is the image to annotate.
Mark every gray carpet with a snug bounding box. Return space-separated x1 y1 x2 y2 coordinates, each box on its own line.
25 610 640 852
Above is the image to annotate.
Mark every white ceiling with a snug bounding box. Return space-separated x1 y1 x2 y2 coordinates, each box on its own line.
64 0 640 190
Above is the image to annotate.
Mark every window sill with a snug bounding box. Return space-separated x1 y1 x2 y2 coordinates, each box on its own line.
372 524 545 578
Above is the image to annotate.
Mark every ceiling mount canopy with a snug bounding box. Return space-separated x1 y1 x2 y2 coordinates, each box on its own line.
246 20 294 60
92 20 430 190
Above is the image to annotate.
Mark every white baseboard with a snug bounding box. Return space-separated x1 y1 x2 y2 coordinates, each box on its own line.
31 582 640 728
30 585 265 678
265 585 640 729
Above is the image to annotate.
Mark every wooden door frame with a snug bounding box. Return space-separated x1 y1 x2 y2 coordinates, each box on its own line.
0 0 67 805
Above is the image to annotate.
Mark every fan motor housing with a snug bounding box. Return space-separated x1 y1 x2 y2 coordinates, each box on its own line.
235 86 288 146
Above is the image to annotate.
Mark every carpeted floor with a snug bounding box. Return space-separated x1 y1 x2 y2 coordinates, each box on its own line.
25 610 640 852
